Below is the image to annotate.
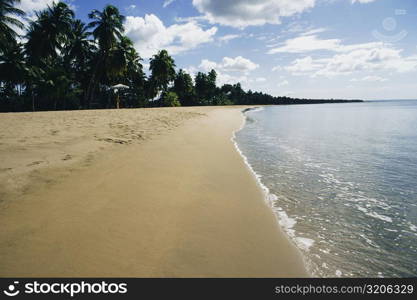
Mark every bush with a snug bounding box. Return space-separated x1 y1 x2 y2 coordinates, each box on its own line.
163 92 181 107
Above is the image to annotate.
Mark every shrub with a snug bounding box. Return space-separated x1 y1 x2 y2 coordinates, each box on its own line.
163 91 181 107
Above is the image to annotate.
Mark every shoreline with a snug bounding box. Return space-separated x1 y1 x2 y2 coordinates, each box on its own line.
0 107 307 277
233 107 312 275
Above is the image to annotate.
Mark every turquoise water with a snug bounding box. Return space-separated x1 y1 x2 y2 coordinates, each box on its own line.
235 100 417 277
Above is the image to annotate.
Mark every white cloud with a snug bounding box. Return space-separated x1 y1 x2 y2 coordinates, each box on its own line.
124 14 217 58
199 59 218 71
284 46 417 77
183 66 198 78
272 65 282 72
215 73 269 88
16 0 78 14
351 0 377 3
125 4 137 12
199 56 259 73
317 48 417 77
285 22 309 34
188 56 259 88
272 32 417 78
218 34 240 43
216 72 248 86
351 76 388 82
277 80 289 86
12 0 55 38
16 0 54 13
182 69 266 91
192 0 315 28
163 0 175 8
300 27 327 36
285 56 322 74
267 35 382 54
268 35 340 54
222 56 259 72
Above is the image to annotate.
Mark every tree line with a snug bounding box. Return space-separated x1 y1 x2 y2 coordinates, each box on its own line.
0 1 361 112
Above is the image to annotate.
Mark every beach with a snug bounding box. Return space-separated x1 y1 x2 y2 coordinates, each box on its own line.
0 107 307 277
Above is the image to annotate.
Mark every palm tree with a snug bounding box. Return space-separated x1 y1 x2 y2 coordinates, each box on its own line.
0 0 25 54
63 19 95 108
24 2 75 110
174 69 195 106
25 65 44 111
85 5 125 106
112 37 146 108
0 41 26 95
25 1 74 65
64 20 94 71
117 36 143 83
149 49 176 97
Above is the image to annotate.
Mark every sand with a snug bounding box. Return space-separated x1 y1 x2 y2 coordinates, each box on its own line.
0 107 307 277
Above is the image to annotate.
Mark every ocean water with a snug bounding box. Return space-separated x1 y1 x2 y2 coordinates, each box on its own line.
234 100 417 277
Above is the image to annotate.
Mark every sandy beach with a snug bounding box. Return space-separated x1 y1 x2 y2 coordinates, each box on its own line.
0 107 307 277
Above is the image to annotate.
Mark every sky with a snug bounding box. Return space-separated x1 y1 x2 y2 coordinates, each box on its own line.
15 0 417 100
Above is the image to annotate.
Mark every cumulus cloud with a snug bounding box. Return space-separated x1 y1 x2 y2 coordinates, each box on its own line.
199 56 259 73
192 0 315 28
284 45 417 77
216 72 248 86
185 56 260 88
214 73 265 88
16 0 54 13
271 32 417 78
15 0 78 16
184 64 250 87
221 56 259 72
124 14 217 58
285 56 322 74
199 59 218 71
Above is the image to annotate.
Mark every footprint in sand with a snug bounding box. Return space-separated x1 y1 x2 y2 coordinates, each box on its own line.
99 137 130 144
27 161 44 166
62 154 72 161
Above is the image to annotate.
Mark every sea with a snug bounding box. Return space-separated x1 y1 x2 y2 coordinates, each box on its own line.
234 100 417 277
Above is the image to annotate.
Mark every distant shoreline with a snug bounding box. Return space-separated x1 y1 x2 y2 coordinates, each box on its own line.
0 99 364 114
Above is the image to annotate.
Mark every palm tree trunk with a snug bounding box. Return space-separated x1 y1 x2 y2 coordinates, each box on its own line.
85 53 105 108
32 89 35 112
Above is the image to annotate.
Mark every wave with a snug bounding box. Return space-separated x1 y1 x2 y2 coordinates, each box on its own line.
231 108 315 275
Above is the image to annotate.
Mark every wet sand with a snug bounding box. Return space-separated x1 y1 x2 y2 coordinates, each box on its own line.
0 107 307 277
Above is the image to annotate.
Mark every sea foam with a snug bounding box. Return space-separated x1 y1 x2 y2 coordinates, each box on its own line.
232 107 314 273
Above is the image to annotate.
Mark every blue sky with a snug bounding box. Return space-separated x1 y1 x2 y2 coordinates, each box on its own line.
17 0 417 100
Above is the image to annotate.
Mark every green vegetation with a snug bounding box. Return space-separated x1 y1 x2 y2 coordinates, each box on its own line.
0 1 362 112
163 92 181 107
